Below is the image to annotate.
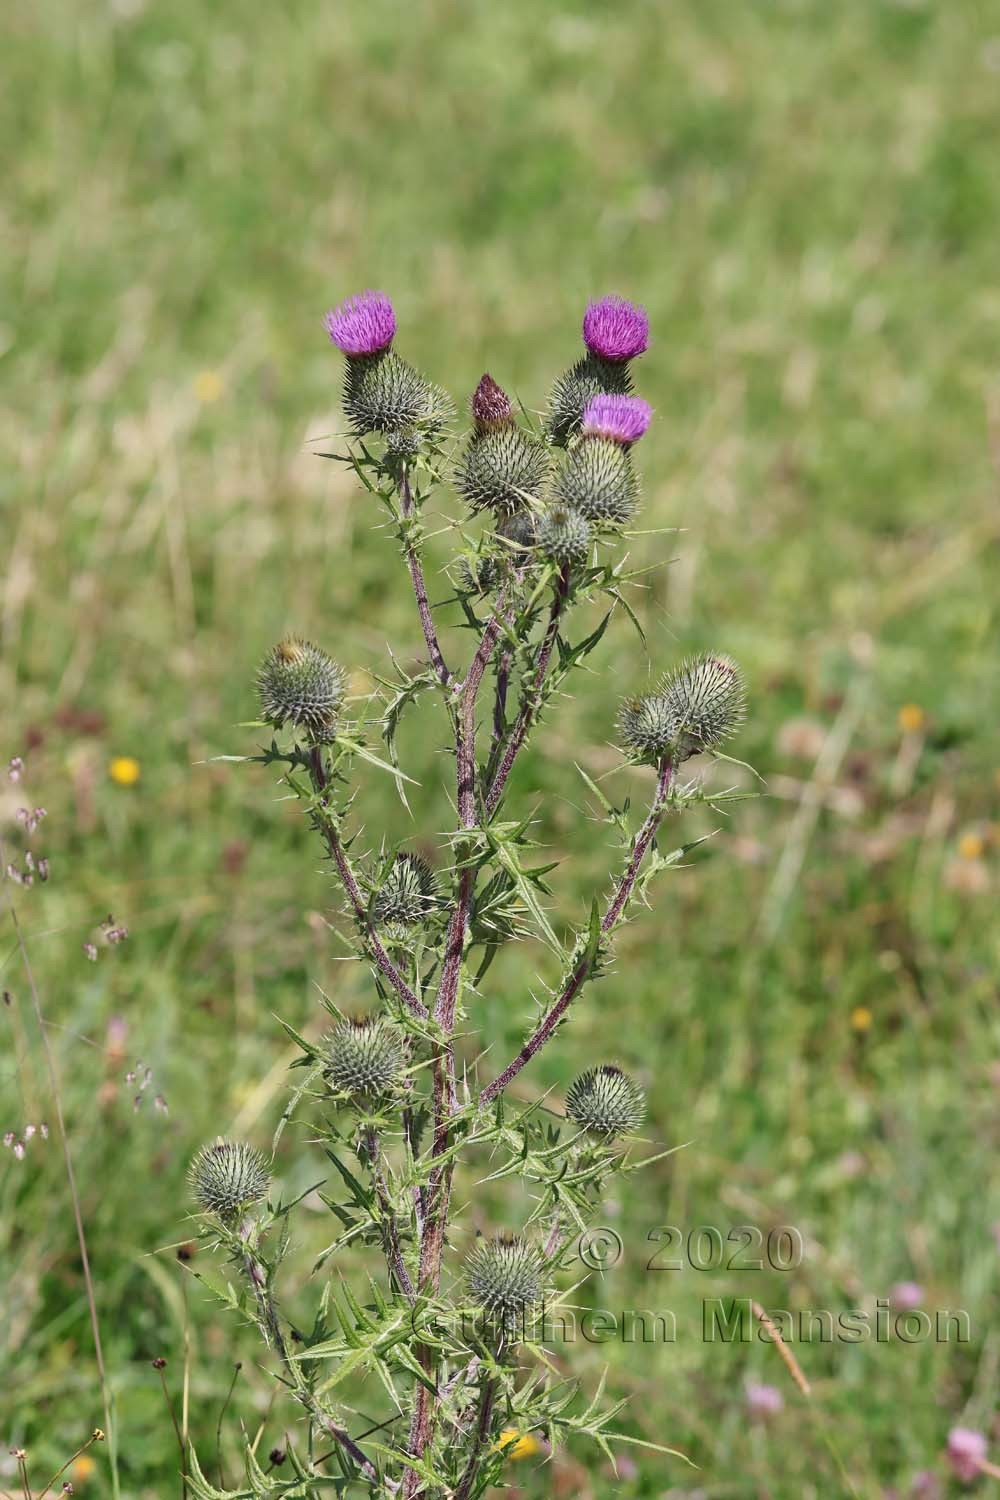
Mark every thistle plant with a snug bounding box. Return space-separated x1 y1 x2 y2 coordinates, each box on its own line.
185 289 753 1498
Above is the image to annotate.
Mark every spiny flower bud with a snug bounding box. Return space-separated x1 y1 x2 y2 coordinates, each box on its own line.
499 509 538 551
618 653 746 763
565 1065 645 1138
546 353 632 447
582 295 649 363
459 552 502 597
372 853 438 929
324 1016 404 1099
189 1141 270 1221
551 438 638 528
257 638 345 741
466 1234 542 1321
341 349 452 442
471 373 513 434
537 504 591 567
581 394 652 447
324 291 397 357
456 425 549 518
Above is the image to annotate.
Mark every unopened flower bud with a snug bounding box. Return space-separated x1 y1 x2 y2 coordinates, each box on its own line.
536 504 591 567
189 1141 271 1222
471 373 513 434
565 1065 645 1138
618 653 746 763
466 1234 542 1323
372 853 437 930
257 638 345 741
324 1016 404 1100
551 436 639 528
456 425 549 518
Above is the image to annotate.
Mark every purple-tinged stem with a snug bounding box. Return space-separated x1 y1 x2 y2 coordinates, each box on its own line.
492 650 512 749
403 594 511 1497
480 757 673 1107
398 466 451 689
307 749 427 1021
484 567 569 820
453 1377 497 1500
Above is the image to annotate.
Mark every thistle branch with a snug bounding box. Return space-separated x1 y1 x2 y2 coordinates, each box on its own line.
484 566 569 819
480 756 674 1106
454 1376 498 1500
307 747 427 1021
237 1234 377 1483
398 464 452 689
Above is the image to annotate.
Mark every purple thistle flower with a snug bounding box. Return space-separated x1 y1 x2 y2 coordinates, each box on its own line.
745 1381 784 1419
946 1428 988 1483
324 290 396 357
581 393 652 446
890 1280 924 1311
582 295 649 362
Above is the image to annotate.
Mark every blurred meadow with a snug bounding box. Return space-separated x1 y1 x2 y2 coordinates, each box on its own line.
3 0 1000 1494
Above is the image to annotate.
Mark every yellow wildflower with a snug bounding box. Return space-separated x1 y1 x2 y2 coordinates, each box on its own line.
72 1453 97 1482
193 369 225 404
109 756 141 786
897 704 925 734
850 1006 873 1033
958 832 985 861
496 1427 543 1460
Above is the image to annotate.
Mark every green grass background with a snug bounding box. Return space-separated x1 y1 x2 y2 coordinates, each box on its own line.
3 0 1000 1494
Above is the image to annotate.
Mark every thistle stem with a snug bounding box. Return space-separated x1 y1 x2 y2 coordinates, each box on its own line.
453 1376 497 1500
307 748 427 1020
398 465 452 689
237 1236 377 1483
402 593 511 1496
480 757 674 1106
484 566 569 819
362 1126 415 1302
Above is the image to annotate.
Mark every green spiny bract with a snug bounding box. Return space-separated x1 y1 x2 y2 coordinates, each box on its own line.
459 552 502 597
257 638 345 741
342 349 452 441
537 503 591 567
372 853 438 929
324 1016 405 1099
565 1065 646 1138
546 354 633 446
466 1234 542 1323
456 425 549 518
618 653 746 763
189 1141 271 1222
460 510 540 594
550 436 638 527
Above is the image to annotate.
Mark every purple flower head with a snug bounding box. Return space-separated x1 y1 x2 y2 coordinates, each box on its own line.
891 1281 924 1311
745 1381 784 1419
946 1428 988 1483
582 295 649 362
581 393 652 446
471 373 513 433
324 291 396 357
